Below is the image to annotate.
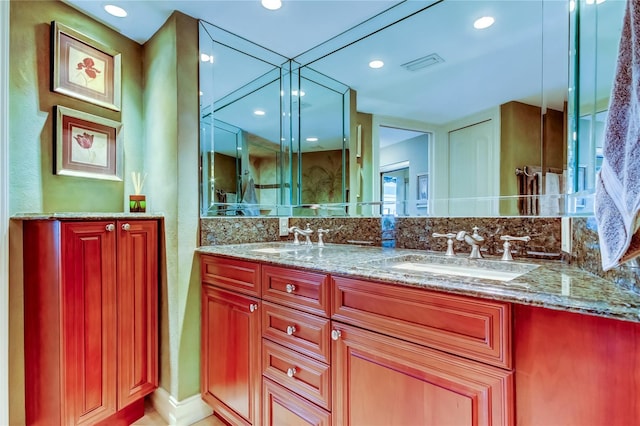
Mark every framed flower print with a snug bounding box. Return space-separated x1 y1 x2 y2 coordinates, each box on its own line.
51 21 122 111
54 105 123 181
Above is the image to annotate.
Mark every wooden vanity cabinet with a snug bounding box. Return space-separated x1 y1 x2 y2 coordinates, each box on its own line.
200 257 261 426
23 219 158 425
261 265 332 425
331 275 514 426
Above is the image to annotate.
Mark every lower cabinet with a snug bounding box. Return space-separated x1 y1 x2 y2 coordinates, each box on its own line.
262 378 332 426
201 285 261 426
331 323 513 426
200 255 513 426
23 219 158 425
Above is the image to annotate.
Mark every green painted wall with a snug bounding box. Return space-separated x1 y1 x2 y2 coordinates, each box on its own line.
9 0 144 214
8 1 202 422
143 11 201 400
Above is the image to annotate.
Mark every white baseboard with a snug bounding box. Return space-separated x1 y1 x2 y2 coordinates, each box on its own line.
150 387 213 426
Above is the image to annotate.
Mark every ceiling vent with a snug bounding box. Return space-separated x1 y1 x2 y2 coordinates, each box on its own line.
401 53 444 72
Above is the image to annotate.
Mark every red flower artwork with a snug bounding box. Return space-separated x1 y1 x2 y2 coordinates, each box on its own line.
74 132 94 149
76 57 101 80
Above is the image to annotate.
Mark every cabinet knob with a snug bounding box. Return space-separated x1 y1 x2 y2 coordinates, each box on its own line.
121 223 131 231
286 325 296 336
105 224 115 232
331 329 342 341
287 367 297 378
249 303 258 313
285 283 296 294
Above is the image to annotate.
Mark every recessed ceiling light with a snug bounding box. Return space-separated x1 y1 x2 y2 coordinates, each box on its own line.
200 53 214 63
104 4 127 18
369 60 384 69
254 109 266 116
474 16 495 30
306 137 318 142
261 0 282 10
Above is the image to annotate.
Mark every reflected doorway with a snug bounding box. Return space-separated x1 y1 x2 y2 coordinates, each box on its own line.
380 162 409 216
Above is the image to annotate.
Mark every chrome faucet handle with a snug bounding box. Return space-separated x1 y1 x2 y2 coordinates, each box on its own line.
500 235 531 261
432 232 456 256
302 223 313 245
317 228 330 247
288 226 302 245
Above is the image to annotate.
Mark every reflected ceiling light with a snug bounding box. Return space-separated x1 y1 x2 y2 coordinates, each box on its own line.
473 16 495 30
104 4 127 17
254 109 266 116
292 90 306 97
200 53 214 63
262 0 282 10
369 60 384 69
569 0 576 11
199 91 203 96
306 137 318 142
596 0 606 4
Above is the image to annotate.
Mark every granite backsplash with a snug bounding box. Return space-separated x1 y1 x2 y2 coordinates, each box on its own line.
201 216 562 260
200 215 640 293
571 217 640 292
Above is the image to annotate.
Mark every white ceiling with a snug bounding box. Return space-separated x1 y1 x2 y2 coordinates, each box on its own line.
62 0 402 57
61 1 623 154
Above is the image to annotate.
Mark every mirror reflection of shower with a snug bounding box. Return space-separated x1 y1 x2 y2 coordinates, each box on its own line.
378 126 431 216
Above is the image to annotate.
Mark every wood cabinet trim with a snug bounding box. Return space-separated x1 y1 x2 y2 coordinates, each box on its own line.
262 301 331 363
202 256 261 296
331 322 513 426
263 378 332 426
332 275 512 369
262 265 331 317
262 339 331 410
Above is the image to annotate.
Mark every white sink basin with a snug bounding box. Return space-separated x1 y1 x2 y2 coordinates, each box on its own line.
391 262 532 282
249 243 315 255
251 247 297 254
379 254 538 282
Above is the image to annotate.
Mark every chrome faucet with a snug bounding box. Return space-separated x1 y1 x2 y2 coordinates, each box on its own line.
289 223 313 245
500 235 531 261
432 232 457 256
317 228 330 247
456 226 485 259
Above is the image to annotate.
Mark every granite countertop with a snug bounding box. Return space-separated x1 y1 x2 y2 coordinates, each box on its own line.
198 242 640 323
12 212 165 220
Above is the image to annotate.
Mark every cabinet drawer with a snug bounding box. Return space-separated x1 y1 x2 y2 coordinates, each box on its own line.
263 378 331 426
201 255 260 297
262 339 331 410
332 276 512 369
262 301 331 363
262 265 330 317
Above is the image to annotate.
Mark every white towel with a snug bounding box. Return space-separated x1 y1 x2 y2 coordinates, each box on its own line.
595 0 640 270
241 177 260 216
540 172 561 216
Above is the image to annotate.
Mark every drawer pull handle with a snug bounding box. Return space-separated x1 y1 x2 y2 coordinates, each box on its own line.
285 284 296 294
105 224 115 232
249 303 258 313
287 367 297 378
121 223 131 231
331 329 342 341
286 325 296 336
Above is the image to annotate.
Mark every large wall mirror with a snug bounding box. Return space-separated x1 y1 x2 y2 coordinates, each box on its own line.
199 0 624 218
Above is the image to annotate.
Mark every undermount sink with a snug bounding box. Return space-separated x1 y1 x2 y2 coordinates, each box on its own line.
249 243 315 254
375 254 539 282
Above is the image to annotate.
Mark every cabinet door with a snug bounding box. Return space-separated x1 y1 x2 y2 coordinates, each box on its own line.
332 323 513 426
117 220 158 408
201 285 261 426
62 222 118 425
263 378 331 426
